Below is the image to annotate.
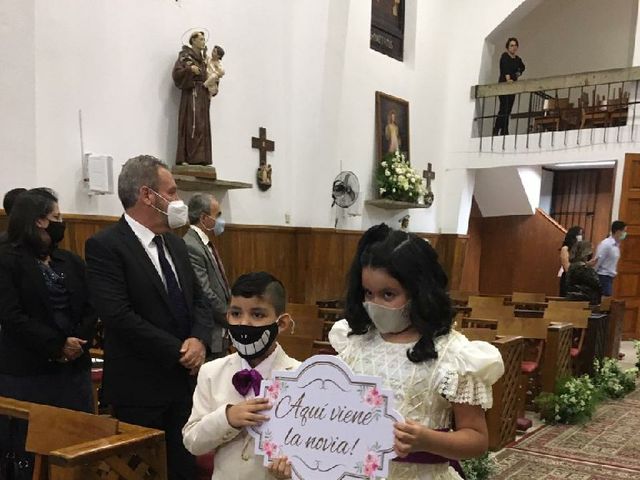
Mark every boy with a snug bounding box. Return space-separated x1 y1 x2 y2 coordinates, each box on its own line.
183 272 298 479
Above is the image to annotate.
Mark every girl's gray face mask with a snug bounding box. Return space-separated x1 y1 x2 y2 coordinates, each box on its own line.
362 301 412 334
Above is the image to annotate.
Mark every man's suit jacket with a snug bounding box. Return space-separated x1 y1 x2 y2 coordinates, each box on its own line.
182 345 300 480
183 227 229 354
0 245 96 375
85 216 214 406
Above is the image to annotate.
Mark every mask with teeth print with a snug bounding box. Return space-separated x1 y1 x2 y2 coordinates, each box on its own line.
228 320 280 360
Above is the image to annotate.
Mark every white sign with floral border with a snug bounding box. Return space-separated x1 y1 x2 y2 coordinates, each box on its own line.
248 355 403 479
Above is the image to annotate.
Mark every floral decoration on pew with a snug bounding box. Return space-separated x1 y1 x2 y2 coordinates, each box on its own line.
461 453 496 480
375 151 425 203
592 357 637 399
535 375 600 424
535 358 638 425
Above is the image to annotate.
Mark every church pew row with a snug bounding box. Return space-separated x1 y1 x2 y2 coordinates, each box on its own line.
0 396 167 480
484 335 524 451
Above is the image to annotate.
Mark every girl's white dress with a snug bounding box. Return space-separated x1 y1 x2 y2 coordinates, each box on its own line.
329 320 504 480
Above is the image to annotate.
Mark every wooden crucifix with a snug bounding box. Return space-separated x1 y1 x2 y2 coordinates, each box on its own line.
252 127 275 191
422 163 435 207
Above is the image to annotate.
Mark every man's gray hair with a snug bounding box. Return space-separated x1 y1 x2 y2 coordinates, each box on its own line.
118 155 168 209
188 193 214 225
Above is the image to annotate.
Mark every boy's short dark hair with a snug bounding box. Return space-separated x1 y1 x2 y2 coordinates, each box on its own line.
231 272 286 315
611 220 626 234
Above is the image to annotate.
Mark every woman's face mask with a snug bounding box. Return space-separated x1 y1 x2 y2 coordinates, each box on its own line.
362 301 412 334
45 220 66 245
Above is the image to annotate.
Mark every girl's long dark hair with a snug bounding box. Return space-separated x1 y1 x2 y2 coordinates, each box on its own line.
344 224 453 363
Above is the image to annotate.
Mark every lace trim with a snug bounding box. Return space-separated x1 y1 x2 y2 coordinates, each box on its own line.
438 370 493 410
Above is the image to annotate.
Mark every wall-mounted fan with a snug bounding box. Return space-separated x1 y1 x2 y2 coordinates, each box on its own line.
331 171 360 208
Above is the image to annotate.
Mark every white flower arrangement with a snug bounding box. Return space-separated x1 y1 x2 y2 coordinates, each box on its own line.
375 151 425 203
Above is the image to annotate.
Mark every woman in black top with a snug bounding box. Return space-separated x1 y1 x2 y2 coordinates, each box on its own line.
493 37 525 136
558 225 583 296
0 189 97 475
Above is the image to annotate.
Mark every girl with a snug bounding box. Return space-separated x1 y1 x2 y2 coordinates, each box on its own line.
329 224 504 479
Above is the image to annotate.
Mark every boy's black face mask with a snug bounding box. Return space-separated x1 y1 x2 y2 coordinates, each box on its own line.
228 322 279 360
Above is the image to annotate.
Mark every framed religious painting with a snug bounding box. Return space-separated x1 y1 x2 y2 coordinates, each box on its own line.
375 91 410 163
370 0 404 60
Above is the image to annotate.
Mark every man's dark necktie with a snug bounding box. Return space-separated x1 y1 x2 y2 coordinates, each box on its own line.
153 235 190 339
208 241 230 292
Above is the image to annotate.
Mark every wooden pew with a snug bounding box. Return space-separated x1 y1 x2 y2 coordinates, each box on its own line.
540 323 573 393
605 299 625 359
277 334 315 362
486 336 524 451
497 317 548 415
285 303 324 340
0 396 167 480
461 329 523 451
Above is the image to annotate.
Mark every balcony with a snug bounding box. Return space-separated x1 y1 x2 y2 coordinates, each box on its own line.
472 67 640 151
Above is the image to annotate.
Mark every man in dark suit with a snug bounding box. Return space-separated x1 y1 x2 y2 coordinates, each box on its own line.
184 193 230 359
85 155 213 480
0 188 27 245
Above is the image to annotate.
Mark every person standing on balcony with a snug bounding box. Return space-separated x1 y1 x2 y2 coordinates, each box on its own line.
493 37 525 136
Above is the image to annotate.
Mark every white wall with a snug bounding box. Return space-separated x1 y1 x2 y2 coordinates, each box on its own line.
0 0 447 232
539 168 554 213
482 0 637 83
0 0 37 191
1 0 637 233
473 166 537 217
438 0 640 231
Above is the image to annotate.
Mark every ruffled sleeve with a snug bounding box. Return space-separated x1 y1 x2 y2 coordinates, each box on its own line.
437 332 505 410
328 319 351 354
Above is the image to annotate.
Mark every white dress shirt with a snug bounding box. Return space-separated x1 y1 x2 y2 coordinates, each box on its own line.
190 224 211 247
124 213 180 288
182 344 300 480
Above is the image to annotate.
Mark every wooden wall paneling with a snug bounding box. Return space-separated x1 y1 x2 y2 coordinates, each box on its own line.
478 216 521 294
0 211 469 308
459 199 482 293
593 168 614 244
479 210 565 296
617 154 640 339
434 234 468 291
550 169 613 245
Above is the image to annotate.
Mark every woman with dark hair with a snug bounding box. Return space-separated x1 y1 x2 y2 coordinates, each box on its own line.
559 225 583 296
493 37 525 136
566 240 602 305
0 190 96 415
329 224 503 479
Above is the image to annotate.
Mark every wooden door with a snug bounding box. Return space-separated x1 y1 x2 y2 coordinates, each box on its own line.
618 154 640 339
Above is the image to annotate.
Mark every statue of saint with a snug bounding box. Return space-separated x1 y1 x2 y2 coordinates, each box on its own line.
173 30 219 166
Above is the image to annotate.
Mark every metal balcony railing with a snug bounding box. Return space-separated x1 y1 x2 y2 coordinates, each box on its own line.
472 67 640 151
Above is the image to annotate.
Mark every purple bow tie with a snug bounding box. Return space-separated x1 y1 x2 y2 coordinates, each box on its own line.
232 369 263 397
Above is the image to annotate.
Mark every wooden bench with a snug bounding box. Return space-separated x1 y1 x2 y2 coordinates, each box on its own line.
485 336 523 451
0 396 167 480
